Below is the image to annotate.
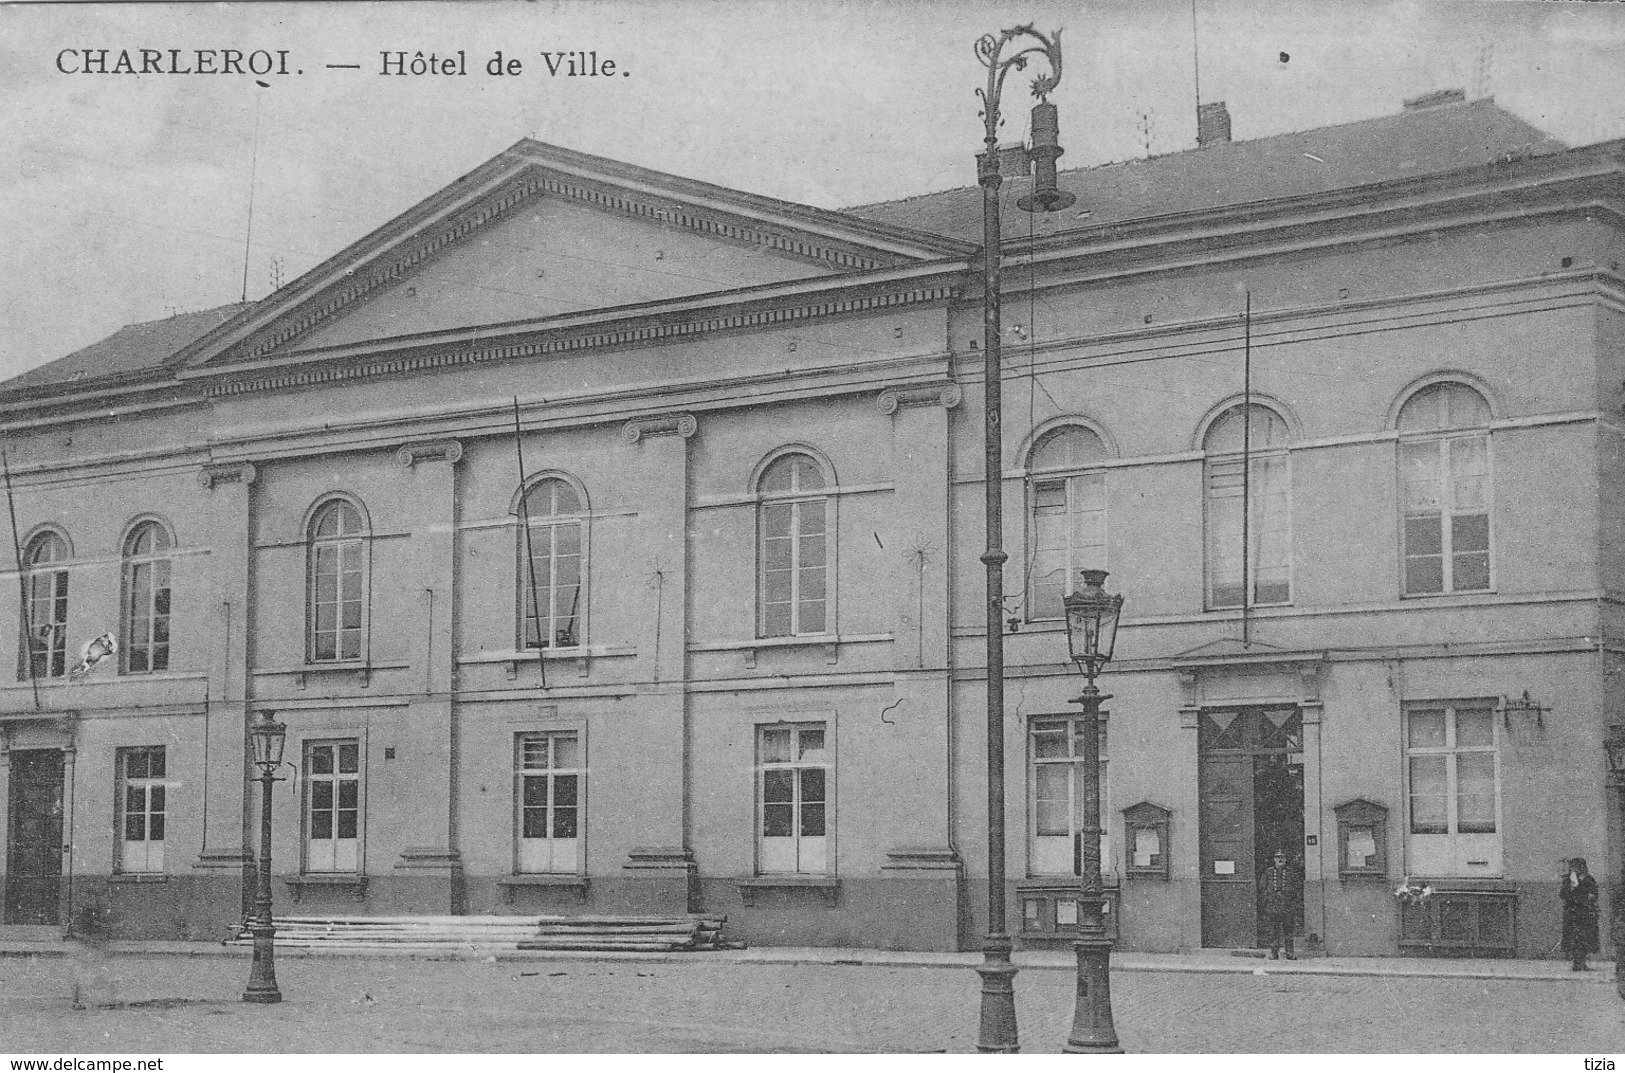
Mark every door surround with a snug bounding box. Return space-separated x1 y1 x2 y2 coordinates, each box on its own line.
1 714 79 929
1171 641 1326 950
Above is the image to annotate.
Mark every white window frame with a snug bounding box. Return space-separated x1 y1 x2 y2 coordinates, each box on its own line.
1399 432 1493 597
514 730 583 875
303 738 363 874
515 476 588 651
306 498 369 664
1025 474 1107 623
1404 701 1502 877
756 452 833 639
756 721 830 875
121 520 173 674
21 530 70 680
1028 714 1112 877
1202 405 1293 610
116 745 166 874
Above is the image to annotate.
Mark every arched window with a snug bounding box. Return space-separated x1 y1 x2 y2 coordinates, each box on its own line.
1397 382 1492 595
121 520 173 673
21 530 70 679
307 499 367 663
1026 425 1109 621
757 452 829 638
1204 403 1292 609
517 477 584 650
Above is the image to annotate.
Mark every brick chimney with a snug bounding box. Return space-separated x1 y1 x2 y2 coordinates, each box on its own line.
1403 88 1466 111
1197 101 1232 148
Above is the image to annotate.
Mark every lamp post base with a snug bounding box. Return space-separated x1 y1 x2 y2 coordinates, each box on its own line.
975 935 1020 1053
241 922 282 1005
1062 929 1121 1053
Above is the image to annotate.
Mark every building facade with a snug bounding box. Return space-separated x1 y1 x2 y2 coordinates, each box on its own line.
1 93 1622 958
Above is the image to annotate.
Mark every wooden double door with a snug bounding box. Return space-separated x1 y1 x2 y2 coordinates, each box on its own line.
1198 707 1304 949
5 749 65 925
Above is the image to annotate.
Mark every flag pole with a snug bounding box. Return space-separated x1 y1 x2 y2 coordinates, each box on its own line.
3 449 41 710
512 398 548 690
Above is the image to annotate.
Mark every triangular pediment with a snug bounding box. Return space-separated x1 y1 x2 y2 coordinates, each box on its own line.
173 139 968 372
1169 637 1326 667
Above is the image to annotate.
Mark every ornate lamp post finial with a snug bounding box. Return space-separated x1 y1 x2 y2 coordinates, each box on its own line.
970 23 1076 1055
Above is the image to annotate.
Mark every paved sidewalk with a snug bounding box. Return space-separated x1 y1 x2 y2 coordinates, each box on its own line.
0 934 1613 982
0 944 1619 1053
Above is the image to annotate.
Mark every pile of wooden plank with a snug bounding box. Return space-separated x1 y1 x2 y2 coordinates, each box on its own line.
224 913 731 953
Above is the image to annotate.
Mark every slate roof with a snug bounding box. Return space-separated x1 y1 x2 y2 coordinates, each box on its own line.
5 304 251 394
1 97 1569 396
844 97 1567 242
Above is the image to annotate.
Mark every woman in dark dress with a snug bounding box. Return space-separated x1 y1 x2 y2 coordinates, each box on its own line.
1560 857 1599 971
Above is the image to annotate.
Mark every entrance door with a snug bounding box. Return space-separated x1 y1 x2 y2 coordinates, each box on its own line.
1198 708 1303 949
5 749 65 925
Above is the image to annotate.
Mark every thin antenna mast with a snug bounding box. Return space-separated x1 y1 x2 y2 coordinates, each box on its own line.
4 450 41 710
512 398 548 689
240 88 265 303
1192 0 1203 110
1241 291 1253 648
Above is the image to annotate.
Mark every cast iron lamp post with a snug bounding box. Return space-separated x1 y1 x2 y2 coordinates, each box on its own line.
242 711 287 1004
972 24 1075 1054
1062 569 1124 1052
1605 728 1625 1000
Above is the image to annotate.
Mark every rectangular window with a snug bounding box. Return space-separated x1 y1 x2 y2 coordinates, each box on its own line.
1028 716 1110 876
26 568 69 679
1402 436 1490 595
761 500 827 637
1207 455 1290 608
116 746 166 873
522 522 582 649
758 722 828 874
304 739 361 873
311 542 363 661
515 731 581 874
1028 473 1107 621
1405 703 1500 875
124 558 172 673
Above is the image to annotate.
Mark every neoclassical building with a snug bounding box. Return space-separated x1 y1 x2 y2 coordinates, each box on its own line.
1 90 1621 958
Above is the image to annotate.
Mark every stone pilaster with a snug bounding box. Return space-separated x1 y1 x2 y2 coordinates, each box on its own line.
192 463 257 916
614 414 696 912
388 441 464 913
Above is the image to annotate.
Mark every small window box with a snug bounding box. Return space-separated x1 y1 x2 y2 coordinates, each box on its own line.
284 874 368 903
1398 883 1517 957
1017 880 1119 942
497 874 588 905
737 875 839 907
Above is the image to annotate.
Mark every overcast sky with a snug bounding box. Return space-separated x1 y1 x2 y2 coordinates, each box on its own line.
2 0 1623 383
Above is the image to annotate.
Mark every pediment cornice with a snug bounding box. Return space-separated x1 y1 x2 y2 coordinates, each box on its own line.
170 140 968 377
183 262 964 398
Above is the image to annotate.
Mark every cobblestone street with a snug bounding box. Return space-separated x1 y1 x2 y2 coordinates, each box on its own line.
1 951 1620 1053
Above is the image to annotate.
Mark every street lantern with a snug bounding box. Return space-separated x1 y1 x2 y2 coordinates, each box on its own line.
249 713 287 772
972 22 1074 1054
1606 727 1625 1001
242 711 287 1004
1063 568 1123 679
1062 569 1124 1053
